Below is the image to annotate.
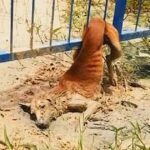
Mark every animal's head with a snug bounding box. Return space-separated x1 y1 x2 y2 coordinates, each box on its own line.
20 98 58 129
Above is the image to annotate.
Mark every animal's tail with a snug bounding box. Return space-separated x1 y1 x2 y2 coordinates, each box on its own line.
104 22 122 85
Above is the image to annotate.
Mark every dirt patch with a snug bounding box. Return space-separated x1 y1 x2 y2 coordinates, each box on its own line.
0 53 150 150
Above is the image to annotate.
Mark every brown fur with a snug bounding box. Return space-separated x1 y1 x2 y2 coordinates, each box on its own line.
52 18 122 98
53 18 105 97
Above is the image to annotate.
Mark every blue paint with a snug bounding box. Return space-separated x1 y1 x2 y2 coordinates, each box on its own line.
0 51 11 62
113 0 127 34
121 29 150 41
52 39 81 52
0 39 82 62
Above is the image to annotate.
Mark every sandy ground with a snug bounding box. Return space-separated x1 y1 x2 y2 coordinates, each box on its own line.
0 1 150 149
0 53 150 150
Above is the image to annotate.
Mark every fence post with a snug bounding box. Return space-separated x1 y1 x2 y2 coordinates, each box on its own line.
30 0 35 50
68 0 74 43
86 0 92 25
10 0 14 60
103 0 108 20
50 0 55 46
113 0 127 35
135 0 144 31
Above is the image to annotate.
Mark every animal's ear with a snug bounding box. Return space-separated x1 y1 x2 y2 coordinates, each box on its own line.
19 102 31 114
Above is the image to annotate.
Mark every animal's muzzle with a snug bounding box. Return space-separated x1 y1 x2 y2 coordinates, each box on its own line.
36 122 49 129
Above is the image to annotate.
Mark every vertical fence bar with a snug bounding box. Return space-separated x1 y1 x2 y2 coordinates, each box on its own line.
135 0 143 31
113 0 127 35
10 0 14 60
50 0 55 47
86 0 92 26
68 0 74 43
103 0 108 20
30 0 35 50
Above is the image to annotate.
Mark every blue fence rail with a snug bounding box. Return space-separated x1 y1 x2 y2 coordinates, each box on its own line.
0 0 150 62
114 0 150 41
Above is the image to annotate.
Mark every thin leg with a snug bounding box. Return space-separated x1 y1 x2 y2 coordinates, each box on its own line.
104 23 122 86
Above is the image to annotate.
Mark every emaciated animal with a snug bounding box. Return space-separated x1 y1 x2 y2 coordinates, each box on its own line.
52 18 122 97
20 18 122 129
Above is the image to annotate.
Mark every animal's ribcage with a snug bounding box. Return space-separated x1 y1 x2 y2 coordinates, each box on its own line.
65 48 104 84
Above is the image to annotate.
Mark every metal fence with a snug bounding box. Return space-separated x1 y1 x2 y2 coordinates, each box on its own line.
0 0 150 62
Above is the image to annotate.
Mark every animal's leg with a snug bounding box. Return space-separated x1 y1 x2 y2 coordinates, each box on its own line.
104 23 122 86
68 99 100 124
67 99 87 112
73 48 81 61
67 94 100 122
83 101 100 121
67 94 87 112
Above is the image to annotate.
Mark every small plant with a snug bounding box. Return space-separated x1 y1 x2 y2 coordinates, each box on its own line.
0 126 38 150
77 114 87 150
109 126 126 150
130 122 148 150
108 122 150 150
4 126 13 150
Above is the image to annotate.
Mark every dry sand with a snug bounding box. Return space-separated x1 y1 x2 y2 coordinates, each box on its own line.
0 53 150 150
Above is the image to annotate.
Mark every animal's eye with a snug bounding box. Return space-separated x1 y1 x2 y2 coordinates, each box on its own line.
40 104 45 109
52 117 56 121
